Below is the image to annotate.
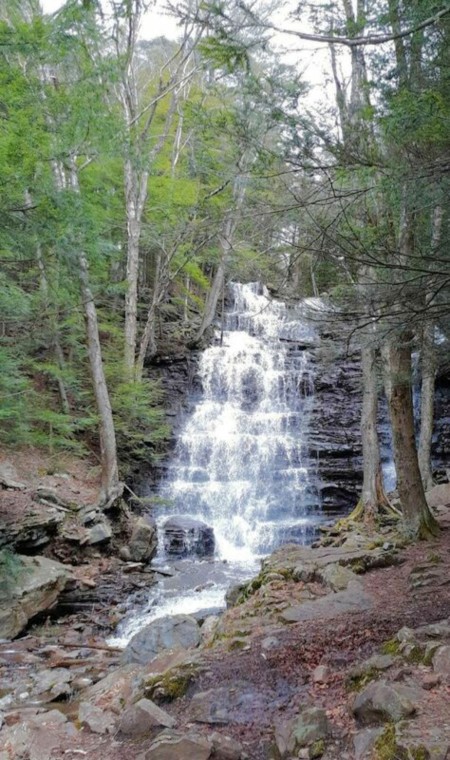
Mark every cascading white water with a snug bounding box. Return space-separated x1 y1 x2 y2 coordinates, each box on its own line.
159 282 320 560
109 283 322 646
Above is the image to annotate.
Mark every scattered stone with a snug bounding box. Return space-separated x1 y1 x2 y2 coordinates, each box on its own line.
353 681 420 725
433 645 450 681
119 546 132 562
312 665 329 683
118 697 176 736
426 483 450 509
78 701 116 734
0 709 78 760
189 687 233 724
209 731 243 759
163 516 215 558
123 614 201 665
0 508 64 552
34 486 72 509
80 507 98 526
0 555 70 639
422 673 441 690
201 615 219 643
353 728 385 760
348 654 398 682
71 676 93 691
317 563 358 591
0 461 25 490
261 635 280 652
128 516 158 562
274 707 330 759
140 728 212 760
85 518 112 545
32 667 72 698
80 664 141 713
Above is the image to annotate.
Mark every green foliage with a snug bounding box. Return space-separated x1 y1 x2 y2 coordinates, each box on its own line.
110 378 170 467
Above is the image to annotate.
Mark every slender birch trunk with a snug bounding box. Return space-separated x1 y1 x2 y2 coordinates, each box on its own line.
418 322 435 491
360 341 385 518
418 205 442 490
67 159 122 508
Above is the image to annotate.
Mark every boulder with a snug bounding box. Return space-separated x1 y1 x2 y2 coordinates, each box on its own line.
317 563 358 591
0 508 64 552
80 664 141 713
426 483 450 509
433 645 450 681
208 732 243 760
353 681 420 725
353 728 385 760
163 516 215 558
123 614 201 665
140 728 212 760
0 709 78 760
0 461 25 489
34 486 72 509
119 698 176 737
85 518 112 545
189 687 233 724
118 697 176 736
274 706 330 758
78 701 116 734
0 555 70 639
128 515 158 562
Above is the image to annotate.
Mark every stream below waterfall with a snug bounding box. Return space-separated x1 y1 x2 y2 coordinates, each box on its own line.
110 283 327 647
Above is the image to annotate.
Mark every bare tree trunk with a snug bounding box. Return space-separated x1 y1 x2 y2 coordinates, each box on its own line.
418 323 435 491
68 160 122 508
78 251 122 507
123 160 148 376
385 335 438 537
418 205 442 491
360 341 385 518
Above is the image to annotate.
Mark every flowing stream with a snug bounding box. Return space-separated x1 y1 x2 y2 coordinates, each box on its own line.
111 283 324 646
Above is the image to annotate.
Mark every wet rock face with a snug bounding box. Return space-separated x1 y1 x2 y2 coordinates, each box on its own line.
163 516 215 558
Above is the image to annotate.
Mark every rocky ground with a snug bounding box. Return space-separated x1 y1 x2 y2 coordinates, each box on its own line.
1 451 450 760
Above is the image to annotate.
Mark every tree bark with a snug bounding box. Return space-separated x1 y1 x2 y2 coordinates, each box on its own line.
68 160 122 508
418 323 435 491
123 159 148 376
385 335 438 537
360 341 385 518
418 205 442 491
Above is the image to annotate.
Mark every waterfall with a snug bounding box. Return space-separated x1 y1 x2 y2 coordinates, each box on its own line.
159 282 320 560
109 283 322 646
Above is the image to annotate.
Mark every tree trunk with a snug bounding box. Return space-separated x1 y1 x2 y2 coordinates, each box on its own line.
360 341 385 518
123 160 148 377
68 160 122 508
418 205 442 491
418 322 435 491
78 251 122 507
385 335 438 538
194 256 226 344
